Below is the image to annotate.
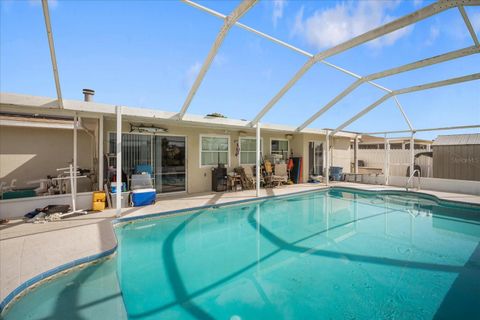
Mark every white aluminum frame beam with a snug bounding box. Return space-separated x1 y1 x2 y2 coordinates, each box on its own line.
393 96 414 131
73 113 78 201
409 132 415 179
178 0 257 119
325 131 330 186
458 6 480 46
250 0 470 126
41 0 63 109
116 106 122 217
331 73 480 135
364 124 480 135
384 135 390 185
182 1 394 100
296 45 480 131
98 115 104 191
256 123 261 196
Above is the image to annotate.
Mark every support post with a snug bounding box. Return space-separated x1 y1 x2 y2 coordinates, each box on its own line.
41 0 63 109
116 106 122 217
98 115 104 191
384 134 389 185
73 113 78 202
410 132 415 178
325 131 330 186
354 135 359 174
256 122 261 197
69 164 76 212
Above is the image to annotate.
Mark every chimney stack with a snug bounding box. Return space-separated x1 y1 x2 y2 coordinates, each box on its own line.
82 89 95 102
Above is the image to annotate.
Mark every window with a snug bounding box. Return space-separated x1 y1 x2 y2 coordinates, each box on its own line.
390 143 403 150
358 144 385 150
271 139 289 160
200 135 230 167
239 137 262 165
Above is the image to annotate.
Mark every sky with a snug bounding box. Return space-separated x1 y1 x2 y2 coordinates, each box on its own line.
1 0 479 140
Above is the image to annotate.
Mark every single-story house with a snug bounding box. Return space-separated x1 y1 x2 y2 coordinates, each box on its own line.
0 92 356 217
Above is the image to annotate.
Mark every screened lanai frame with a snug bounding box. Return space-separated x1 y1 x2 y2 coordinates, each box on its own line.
37 0 480 215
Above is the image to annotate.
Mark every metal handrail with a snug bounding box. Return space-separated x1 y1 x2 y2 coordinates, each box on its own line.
406 169 421 191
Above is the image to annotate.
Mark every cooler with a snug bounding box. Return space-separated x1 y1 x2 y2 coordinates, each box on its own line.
131 188 156 207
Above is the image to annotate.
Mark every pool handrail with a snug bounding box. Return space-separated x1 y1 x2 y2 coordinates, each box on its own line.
406 169 421 191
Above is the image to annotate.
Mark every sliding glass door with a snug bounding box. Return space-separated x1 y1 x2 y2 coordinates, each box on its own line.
109 133 186 193
154 136 186 193
308 141 323 176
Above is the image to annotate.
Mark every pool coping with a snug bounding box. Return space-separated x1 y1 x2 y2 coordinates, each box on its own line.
1 185 479 314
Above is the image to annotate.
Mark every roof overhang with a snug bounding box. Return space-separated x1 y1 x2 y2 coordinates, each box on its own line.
0 92 357 138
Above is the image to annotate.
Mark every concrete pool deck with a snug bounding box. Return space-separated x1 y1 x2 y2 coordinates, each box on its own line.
1 182 479 305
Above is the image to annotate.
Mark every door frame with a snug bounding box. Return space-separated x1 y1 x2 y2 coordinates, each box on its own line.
107 131 188 195
308 140 325 176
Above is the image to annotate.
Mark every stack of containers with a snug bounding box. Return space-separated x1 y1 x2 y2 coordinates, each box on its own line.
130 173 156 207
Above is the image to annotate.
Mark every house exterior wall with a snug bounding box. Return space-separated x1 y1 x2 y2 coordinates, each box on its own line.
0 125 93 190
300 133 352 179
103 120 353 193
331 136 352 174
103 119 318 194
0 116 354 196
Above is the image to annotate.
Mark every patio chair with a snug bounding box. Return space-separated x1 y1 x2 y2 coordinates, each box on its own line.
272 163 288 187
242 166 263 189
263 160 275 188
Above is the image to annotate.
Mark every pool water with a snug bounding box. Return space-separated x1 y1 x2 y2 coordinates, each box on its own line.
1 257 127 319
2 188 480 319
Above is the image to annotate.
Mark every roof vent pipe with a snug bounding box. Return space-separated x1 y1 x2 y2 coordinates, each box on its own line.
82 89 95 102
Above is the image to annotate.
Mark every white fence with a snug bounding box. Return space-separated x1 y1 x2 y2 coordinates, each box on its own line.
353 149 433 177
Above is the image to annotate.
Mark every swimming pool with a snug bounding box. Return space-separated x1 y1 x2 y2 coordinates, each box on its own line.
2 188 480 319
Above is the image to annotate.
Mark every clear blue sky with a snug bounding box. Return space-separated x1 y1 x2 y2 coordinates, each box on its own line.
1 0 479 139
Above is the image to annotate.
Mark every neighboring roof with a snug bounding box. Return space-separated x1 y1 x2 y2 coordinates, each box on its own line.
0 92 357 138
360 134 433 144
432 133 480 146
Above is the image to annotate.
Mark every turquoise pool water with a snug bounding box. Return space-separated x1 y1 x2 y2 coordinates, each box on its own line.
1 257 127 319
2 188 480 319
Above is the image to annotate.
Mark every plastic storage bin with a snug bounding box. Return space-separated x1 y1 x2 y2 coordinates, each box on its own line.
131 188 156 207
110 192 130 208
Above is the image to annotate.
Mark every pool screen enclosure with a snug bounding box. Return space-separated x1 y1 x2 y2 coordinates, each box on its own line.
37 0 480 213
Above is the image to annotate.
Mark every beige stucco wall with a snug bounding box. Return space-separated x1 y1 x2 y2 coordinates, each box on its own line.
331 136 352 174
0 118 353 195
0 125 94 190
103 120 353 193
300 133 352 179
